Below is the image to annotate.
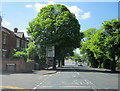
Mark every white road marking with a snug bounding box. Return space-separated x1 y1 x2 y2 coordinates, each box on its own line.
80 82 83 85
49 75 52 77
33 87 37 89
36 85 91 88
38 86 53 88
38 76 44 79
77 72 79 75
63 85 91 88
44 75 47 76
37 85 40 87
73 75 76 77
39 83 42 85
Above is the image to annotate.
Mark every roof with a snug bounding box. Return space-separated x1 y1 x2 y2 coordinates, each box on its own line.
25 37 33 42
2 26 28 42
14 32 24 38
2 27 11 34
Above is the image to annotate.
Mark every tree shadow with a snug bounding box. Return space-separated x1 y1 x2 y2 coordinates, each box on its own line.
56 66 120 74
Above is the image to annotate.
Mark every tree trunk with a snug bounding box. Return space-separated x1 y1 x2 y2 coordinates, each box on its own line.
58 60 60 67
52 57 56 69
110 57 116 72
62 58 65 66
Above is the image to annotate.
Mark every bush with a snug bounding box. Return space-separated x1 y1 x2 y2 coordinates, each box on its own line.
13 51 28 61
103 59 110 69
110 60 116 72
26 58 32 63
91 59 99 68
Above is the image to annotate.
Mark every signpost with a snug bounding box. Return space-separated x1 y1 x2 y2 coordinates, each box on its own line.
46 46 55 57
46 46 56 69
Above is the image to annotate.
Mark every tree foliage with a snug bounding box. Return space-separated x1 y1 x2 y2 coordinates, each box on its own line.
80 18 120 71
27 4 81 68
26 42 37 60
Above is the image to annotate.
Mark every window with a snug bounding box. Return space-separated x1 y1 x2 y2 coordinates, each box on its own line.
16 38 20 48
3 33 7 44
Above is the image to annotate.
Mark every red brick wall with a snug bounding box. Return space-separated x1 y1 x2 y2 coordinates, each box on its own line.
2 59 34 72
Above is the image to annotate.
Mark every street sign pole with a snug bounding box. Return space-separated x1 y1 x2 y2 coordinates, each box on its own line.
46 46 56 69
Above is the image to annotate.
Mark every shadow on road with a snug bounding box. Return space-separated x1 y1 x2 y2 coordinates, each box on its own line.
56 66 120 74
1 66 119 75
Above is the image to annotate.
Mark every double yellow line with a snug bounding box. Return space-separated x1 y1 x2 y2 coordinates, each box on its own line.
0 86 30 91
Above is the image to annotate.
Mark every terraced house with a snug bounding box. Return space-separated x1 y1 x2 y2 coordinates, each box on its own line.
2 27 29 59
0 16 34 72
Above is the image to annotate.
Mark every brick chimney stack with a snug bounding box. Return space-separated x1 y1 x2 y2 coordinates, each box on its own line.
14 28 18 33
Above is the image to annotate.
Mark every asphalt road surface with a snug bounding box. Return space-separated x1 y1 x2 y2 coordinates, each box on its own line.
34 65 119 90
1 60 119 90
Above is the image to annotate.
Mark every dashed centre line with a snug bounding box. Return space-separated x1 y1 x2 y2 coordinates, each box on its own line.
33 71 60 89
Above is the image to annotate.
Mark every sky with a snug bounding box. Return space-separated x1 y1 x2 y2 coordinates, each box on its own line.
1 1 118 37
0 0 119 54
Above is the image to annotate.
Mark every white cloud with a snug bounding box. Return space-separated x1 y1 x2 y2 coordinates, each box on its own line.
81 12 91 19
67 6 83 19
47 1 55 5
4 21 10 26
25 5 33 8
25 1 55 12
34 3 46 12
25 1 91 20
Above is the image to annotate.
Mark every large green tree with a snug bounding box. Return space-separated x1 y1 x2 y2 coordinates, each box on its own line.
102 19 120 71
27 4 81 69
80 28 98 68
88 30 106 68
80 19 120 71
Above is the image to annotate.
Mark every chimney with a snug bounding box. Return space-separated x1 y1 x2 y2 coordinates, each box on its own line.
14 28 18 33
0 16 2 27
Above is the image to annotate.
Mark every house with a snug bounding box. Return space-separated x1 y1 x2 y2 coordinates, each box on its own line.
0 16 34 72
2 27 29 59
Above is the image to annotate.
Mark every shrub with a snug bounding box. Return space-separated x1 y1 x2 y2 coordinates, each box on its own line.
103 59 110 69
13 51 28 61
26 58 32 63
91 59 99 68
110 60 116 72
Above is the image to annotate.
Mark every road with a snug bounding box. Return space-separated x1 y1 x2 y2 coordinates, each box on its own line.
1 60 119 90
34 65 119 90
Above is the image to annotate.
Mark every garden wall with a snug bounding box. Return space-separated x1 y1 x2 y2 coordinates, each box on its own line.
2 58 34 72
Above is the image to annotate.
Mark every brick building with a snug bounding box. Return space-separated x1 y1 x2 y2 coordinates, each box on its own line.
0 16 29 59
2 27 29 59
0 16 34 72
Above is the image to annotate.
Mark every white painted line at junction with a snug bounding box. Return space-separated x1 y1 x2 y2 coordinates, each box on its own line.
38 76 44 79
33 87 37 89
63 85 91 88
39 83 42 85
77 72 79 75
44 75 47 76
36 85 91 88
37 85 40 87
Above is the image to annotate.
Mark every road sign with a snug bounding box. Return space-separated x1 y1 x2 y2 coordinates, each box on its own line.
46 46 55 57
